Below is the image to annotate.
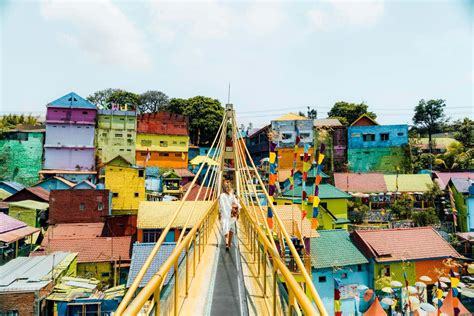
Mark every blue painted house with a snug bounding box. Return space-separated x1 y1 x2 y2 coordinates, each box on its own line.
188 146 217 162
71 180 96 190
0 181 25 195
347 114 409 173
32 176 74 192
246 125 270 165
449 178 474 232
310 230 369 315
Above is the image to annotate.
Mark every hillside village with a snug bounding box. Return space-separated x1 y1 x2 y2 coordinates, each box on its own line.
0 91 473 315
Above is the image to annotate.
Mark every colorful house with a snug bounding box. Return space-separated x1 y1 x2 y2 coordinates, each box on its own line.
271 113 314 170
246 125 270 165
71 180 96 190
96 109 137 165
8 200 49 228
351 227 461 290
43 92 97 172
49 189 110 224
3 186 49 203
104 156 145 215
33 176 75 192
384 174 433 209
38 227 132 286
0 126 45 186
39 169 97 183
135 112 189 168
347 114 409 173
449 178 474 232
137 201 214 242
161 169 183 198
310 230 369 315
314 118 347 173
433 171 474 190
0 252 77 316
0 181 25 195
0 213 39 264
188 146 218 162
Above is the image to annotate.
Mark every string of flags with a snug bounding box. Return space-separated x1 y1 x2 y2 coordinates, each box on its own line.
267 141 278 229
311 143 326 229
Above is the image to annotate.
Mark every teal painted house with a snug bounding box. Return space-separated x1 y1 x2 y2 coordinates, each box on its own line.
0 127 45 186
33 176 75 192
310 230 369 315
347 114 409 173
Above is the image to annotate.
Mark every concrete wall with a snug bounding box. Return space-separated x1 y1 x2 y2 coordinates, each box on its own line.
46 107 96 124
136 151 188 168
312 265 369 315
49 189 110 224
0 131 44 186
8 206 40 227
105 165 145 214
136 134 189 152
348 124 408 149
271 119 313 148
45 124 95 147
44 148 95 170
348 147 407 173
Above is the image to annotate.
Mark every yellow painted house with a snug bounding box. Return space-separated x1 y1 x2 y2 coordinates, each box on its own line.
104 156 145 215
135 134 189 168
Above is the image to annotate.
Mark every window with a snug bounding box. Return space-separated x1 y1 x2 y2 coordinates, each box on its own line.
159 153 169 157
102 133 107 136
113 192 119 197
362 134 375 141
98 202 104 210
160 141 168 147
351 133 361 138
341 273 348 279
357 264 362 272
101 272 111 277
138 170 144 177
300 132 311 141
127 149 131 151
382 266 390 277
143 229 162 242
82 111 88 115
282 133 292 140
397 132 404 136
180 141 186 145
318 276 326 283
79 203 85 211
380 133 389 141
141 152 148 157
141 140 152 146
115 133 123 137
119 149 124 151
173 141 177 144
127 134 132 138
134 192 139 197
120 118 125 121
175 153 181 157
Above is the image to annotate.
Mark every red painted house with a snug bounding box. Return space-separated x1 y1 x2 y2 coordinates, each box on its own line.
49 189 110 224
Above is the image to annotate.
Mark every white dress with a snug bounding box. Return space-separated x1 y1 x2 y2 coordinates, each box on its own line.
219 192 241 234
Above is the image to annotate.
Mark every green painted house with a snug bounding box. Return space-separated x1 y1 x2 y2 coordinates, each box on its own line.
8 200 49 228
0 127 45 186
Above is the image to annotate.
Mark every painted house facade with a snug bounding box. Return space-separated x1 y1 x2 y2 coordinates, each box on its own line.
449 178 474 232
314 118 347 173
311 230 369 315
8 200 49 228
49 189 110 224
43 92 97 171
347 114 409 173
351 227 461 290
33 176 75 192
0 127 45 186
96 109 137 165
246 125 270 165
135 112 189 168
104 156 145 215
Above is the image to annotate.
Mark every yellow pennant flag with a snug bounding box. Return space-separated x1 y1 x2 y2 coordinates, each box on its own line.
313 196 320 207
318 153 325 165
289 177 294 185
303 161 311 172
269 152 276 164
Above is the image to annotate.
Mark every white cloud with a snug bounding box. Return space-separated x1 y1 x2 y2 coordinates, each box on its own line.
308 0 385 30
244 3 286 36
40 0 151 70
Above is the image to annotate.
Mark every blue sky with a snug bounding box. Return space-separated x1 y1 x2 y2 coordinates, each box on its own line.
1 0 472 127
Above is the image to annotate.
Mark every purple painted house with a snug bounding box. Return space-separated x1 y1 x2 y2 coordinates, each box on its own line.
43 92 97 172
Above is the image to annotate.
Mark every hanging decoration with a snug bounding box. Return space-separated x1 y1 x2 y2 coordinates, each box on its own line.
311 143 326 229
334 278 342 316
267 141 278 228
448 186 458 228
403 271 412 313
289 127 300 191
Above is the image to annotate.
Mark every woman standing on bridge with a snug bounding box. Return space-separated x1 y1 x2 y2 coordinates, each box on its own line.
219 180 241 251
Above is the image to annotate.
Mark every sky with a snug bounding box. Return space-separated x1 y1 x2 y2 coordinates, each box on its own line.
0 0 472 128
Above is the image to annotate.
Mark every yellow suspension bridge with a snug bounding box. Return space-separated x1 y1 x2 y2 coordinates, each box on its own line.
115 105 328 316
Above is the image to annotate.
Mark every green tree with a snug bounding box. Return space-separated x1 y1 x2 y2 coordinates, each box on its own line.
435 142 473 170
87 88 119 109
0 114 40 131
411 207 439 227
452 118 473 148
327 101 376 126
412 99 447 155
390 195 413 220
106 90 141 111
307 107 317 119
139 91 170 114
163 96 225 146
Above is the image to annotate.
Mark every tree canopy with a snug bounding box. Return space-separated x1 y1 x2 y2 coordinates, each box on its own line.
140 91 170 113
0 114 41 131
327 101 376 126
412 99 447 154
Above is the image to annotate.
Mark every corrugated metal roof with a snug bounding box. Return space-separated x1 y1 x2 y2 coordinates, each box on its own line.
0 252 75 292
0 213 26 233
9 200 49 210
384 174 433 192
174 168 195 178
188 156 218 166
70 180 96 190
4 187 50 202
41 223 105 246
0 189 12 200
313 118 343 127
310 230 368 269
435 172 474 190
0 181 25 192
33 176 75 188
138 201 214 229
282 183 351 199
127 242 183 288
451 178 473 194
0 225 39 243
272 113 308 121
334 172 387 193
47 92 97 110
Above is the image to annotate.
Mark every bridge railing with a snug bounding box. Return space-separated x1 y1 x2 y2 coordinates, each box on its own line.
121 201 218 315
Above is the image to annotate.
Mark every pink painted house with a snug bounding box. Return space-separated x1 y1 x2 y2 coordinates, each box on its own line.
43 92 97 172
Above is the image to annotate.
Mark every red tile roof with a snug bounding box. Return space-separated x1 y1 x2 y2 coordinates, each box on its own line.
41 223 105 247
42 236 132 263
174 168 195 178
351 227 461 263
333 173 387 193
137 112 188 135
434 172 474 190
183 183 212 201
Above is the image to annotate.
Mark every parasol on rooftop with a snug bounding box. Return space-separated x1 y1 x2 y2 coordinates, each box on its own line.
390 280 403 287
419 276 432 282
